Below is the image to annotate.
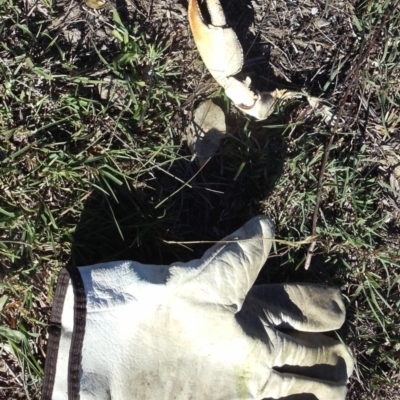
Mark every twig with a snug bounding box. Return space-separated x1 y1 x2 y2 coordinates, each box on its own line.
304 11 395 270
154 158 210 209
164 236 316 247
155 165 193 189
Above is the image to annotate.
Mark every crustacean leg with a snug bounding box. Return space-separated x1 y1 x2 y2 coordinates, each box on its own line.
188 0 331 122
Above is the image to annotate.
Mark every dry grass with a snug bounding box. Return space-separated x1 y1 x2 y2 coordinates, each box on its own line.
0 0 399 398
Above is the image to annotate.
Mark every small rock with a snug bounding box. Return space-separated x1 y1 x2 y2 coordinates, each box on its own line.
187 100 226 167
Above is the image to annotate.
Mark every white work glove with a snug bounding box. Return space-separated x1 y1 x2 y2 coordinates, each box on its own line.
42 216 353 400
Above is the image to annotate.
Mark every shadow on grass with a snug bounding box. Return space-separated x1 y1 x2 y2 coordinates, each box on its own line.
71 125 286 267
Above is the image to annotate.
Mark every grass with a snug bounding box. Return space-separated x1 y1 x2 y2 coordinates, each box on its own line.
0 0 399 398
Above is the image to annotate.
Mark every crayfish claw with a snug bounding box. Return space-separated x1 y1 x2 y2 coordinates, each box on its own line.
188 0 313 121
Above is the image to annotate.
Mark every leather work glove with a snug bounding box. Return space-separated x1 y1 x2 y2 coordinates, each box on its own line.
42 216 353 400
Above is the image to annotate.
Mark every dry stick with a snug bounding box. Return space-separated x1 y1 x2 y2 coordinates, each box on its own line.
154 158 210 209
303 12 394 270
163 237 315 246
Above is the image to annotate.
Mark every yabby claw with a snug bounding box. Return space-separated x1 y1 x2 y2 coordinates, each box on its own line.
188 0 275 119
188 0 309 120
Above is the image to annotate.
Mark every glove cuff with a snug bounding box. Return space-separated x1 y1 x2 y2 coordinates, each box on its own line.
42 267 86 400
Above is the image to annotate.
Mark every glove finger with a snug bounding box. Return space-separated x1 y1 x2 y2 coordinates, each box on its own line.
272 329 354 383
246 283 346 332
261 369 348 400
170 216 274 312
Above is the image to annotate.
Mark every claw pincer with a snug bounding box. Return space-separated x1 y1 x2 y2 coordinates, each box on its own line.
188 0 243 82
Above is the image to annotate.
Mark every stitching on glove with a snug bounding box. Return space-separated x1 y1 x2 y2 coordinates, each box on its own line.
41 268 70 400
67 265 88 400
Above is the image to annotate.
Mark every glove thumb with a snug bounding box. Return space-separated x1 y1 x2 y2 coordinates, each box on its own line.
169 216 274 312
